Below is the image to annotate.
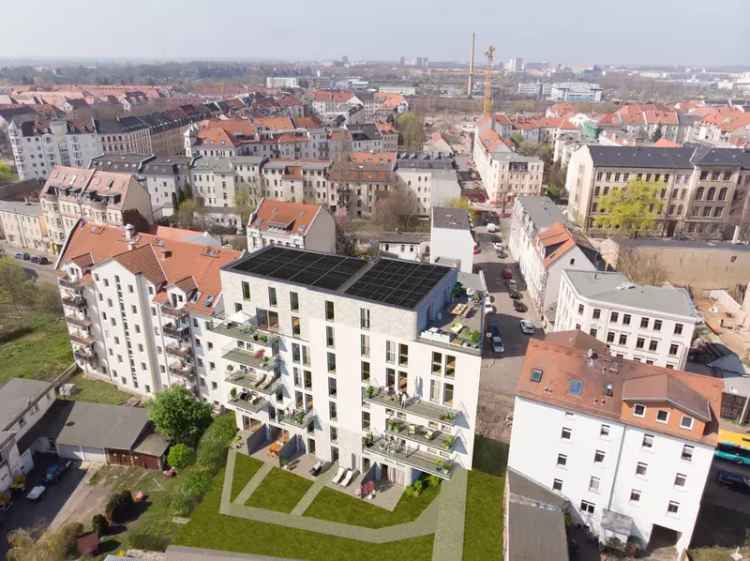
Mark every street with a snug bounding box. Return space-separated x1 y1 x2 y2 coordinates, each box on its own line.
0 241 58 285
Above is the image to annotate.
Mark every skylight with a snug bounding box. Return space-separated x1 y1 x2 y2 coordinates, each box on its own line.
530 369 543 383
568 379 584 396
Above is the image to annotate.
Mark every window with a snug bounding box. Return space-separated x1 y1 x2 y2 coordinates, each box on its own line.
290 291 299 311
578 304 584 315
600 424 610 437
557 453 567 467
630 489 641 503
589 327 597 337
292 316 301 337
561 427 572 440
268 287 277 306
680 416 694 430
674 323 684 335
385 340 395 363
360 308 370 329
361 361 370 382
553 478 563 491
656 409 669 423
242 281 251 300
399 343 409 366
653 319 662 331
682 445 694 461
633 403 646 417
610 311 619 322
675 473 687 487
327 352 336 373
443 383 454 406
642 433 654 448
636 462 648 476
636 337 645 349
640 317 649 329
326 326 335 347
594 450 605 463
361 334 370 357
607 331 615 343
325 300 335 321
618 334 627 345
667 501 680 515
623 314 631 325
589 476 600 492
593 308 601 319
580 500 595 514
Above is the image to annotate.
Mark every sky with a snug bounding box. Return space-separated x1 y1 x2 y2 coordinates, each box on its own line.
0 0 747 66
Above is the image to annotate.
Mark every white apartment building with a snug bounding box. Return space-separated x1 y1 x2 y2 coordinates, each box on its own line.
548 82 603 102
0 199 48 253
247 198 336 253
41 165 153 251
266 77 300 89
215 246 482 482
554 270 699 369
8 119 103 180
396 153 461 216
261 160 332 204
508 195 564 264
55 220 241 398
430 207 475 274
509 333 723 559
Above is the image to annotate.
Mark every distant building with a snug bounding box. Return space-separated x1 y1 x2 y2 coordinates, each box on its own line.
396 153 461 215
265 77 300 89
247 198 336 253
549 82 603 102
376 232 429 262
430 207 474 273
0 199 48 253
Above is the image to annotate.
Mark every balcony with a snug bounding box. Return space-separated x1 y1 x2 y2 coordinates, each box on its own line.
169 362 195 379
278 408 315 429
418 294 483 355
163 323 189 340
58 276 84 290
384 419 456 451
222 346 277 373
363 435 455 480
208 315 279 348
70 333 95 347
363 386 459 426
161 303 188 319
74 350 97 364
225 371 280 396
165 344 193 359
65 314 92 328
229 394 269 414
61 295 86 309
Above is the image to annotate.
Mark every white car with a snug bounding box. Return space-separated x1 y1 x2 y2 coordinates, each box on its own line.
487 223 498 233
520 320 536 335
26 485 46 501
484 303 496 315
492 242 505 251
492 336 505 353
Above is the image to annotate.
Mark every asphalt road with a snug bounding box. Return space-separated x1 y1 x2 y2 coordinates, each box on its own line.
0 241 58 285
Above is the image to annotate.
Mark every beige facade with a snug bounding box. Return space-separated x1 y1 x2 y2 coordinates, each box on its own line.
0 200 48 253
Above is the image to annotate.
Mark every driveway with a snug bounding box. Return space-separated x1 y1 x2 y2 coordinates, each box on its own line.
0 454 89 558
0 241 58 285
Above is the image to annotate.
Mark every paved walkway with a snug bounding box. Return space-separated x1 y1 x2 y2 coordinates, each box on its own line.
235 462 274 504
432 467 468 561
289 464 338 516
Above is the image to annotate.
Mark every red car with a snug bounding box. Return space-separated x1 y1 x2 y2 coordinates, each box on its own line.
473 244 481 254
502 267 513 280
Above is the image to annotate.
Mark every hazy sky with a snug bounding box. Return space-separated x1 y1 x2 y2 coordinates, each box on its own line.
1 0 747 66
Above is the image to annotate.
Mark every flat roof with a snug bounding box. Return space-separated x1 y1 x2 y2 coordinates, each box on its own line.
432 207 470 230
517 196 565 230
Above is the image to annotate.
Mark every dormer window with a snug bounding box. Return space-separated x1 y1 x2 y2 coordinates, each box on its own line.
680 415 694 430
633 403 646 417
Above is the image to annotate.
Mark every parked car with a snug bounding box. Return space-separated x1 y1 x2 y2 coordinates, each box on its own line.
26 486 46 501
520 320 536 335
492 335 505 353
38 256 49 265
14 252 24 260
502 267 513 280
717 470 750 494
509 290 522 300
484 302 496 315
22 252 30 261
30 256 40 264
45 460 72 484
513 300 528 312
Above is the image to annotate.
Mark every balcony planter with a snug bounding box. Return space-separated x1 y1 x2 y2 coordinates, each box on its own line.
366 385 377 399
439 412 456 422
230 388 238 400
435 459 451 475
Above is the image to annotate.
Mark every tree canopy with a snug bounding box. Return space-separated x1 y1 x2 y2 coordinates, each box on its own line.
148 386 212 446
594 179 663 237
395 112 425 152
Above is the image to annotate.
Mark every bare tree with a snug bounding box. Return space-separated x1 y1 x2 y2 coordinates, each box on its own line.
373 186 419 231
617 248 667 285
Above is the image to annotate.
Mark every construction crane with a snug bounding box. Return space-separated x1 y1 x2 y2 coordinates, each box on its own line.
483 45 496 115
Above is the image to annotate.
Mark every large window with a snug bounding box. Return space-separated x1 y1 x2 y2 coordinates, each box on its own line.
399 344 409 367
360 308 370 329
268 287 277 307
327 352 336 373
241 281 251 301
361 334 370 357
443 383 454 406
290 291 299 311
325 300 335 321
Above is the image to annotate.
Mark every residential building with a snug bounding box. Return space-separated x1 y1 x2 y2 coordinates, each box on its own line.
265 77 300 89
508 195 564 264
509 332 722 559
328 155 398 218
55 220 241 398
261 160 332 205
554 270 699 369
310 90 362 117
247 198 336 253
8 118 103 180
430 207 474 273
216 245 482 483
565 144 750 239
375 232 429 262
396 153 461 215
549 82 603 102
375 121 399 152
184 119 260 158
0 379 57 493
348 124 384 153
0 199 48 253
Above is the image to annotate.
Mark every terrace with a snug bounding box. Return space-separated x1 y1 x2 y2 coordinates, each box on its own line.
229 394 269 415
362 386 459 426
165 344 193 359
278 408 316 429
223 346 277 372
65 314 92 328
169 361 195 379
384 419 456 452
363 435 455 480
418 293 484 355
208 311 280 348
161 302 188 319
226 371 280 396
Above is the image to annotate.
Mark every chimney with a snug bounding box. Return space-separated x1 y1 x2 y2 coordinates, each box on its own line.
124 223 135 250
467 32 476 98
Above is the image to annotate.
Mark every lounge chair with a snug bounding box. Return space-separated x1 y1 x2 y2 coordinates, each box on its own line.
338 469 354 488
309 461 322 476
331 466 346 485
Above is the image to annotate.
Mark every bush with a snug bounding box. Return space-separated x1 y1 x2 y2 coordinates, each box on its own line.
426 474 441 488
92 513 109 536
105 490 134 523
59 522 84 558
168 443 196 470
128 530 170 551
404 478 424 498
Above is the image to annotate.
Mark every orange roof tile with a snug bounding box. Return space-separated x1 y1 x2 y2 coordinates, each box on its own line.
254 115 295 131
249 198 322 235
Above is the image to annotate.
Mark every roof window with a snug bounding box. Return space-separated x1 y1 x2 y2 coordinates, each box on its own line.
568 379 584 396
530 369 543 383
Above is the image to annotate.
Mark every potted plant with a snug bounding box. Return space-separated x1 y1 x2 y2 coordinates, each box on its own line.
229 387 238 400
366 385 376 399
444 435 456 449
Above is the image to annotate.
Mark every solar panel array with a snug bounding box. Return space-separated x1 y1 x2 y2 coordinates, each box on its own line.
232 247 368 291
345 259 450 308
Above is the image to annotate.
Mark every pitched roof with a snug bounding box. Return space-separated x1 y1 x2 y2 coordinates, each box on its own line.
516 196 565 230
58 220 240 315
536 222 594 269
622 374 711 421
254 115 295 131
0 378 52 430
249 198 323 236
587 145 696 169
42 166 136 209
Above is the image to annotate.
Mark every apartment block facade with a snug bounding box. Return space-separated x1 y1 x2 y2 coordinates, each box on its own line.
566 144 750 239
554 270 699 370
509 333 722 559
0 199 48 253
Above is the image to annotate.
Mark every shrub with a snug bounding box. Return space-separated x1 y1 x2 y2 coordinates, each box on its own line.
404 479 424 498
105 490 134 523
59 522 84 558
92 513 109 536
426 474 441 488
148 386 212 446
195 414 236 472
171 492 194 517
168 443 196 470
128 530 170 551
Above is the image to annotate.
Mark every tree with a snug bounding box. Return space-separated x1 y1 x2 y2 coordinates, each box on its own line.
594 179 663 238
167 443 196 470
0 258 35 313
148 386 212 446
105 490 134 523
395 112 425 151
446 197 479 221
234 189 255 228
0 161 18 184
176 198 200 230
373 186 419 230
92 514 109 537
617 248 667 285
7 523 82 561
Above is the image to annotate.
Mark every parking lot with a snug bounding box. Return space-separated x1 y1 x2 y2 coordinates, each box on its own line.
0 454 88 558
0 241 58 285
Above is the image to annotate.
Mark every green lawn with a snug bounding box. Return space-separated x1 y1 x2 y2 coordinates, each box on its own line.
0 312 73 385
245 466 313 513
303 478 440 529
231 454 263 501
462 435 507 561
63 372 135 405
175 468 434 561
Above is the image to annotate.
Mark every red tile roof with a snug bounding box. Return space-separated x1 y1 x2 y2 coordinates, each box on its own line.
249 198 323 235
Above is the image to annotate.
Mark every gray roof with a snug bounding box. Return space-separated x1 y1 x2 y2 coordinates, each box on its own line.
396 152 455 170
432 207 470 230
564 270 698 318
0 199 42 217
55 401 153 451
517 196 565 230
90 153 153 173
192 157 234 173
589 144 750 170
507 470 569 561
377 232 429 244
0 378 52 430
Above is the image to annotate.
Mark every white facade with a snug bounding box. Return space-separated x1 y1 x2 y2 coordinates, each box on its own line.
397 166 461 216
0 200 49 253
509 395 713 557
430 208 475 274
554 271 699 369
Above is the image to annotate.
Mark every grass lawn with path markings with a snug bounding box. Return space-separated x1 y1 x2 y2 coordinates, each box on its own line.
462 435 507 561
231 453 263 501
303 478 440 529
63 371 135 405
175 468 435 561
245 466 313 513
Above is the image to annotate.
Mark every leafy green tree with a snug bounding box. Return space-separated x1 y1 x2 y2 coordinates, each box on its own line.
395 112 425 151
148 386 212 446
594 179 663 237
167 443 196 470
234 189 255 227
0 161 18 183
446 197 479 221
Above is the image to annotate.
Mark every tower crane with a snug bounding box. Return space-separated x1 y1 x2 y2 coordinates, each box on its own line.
483 45 496 116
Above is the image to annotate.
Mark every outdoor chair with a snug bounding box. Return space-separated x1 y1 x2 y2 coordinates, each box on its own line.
332 466 346 484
